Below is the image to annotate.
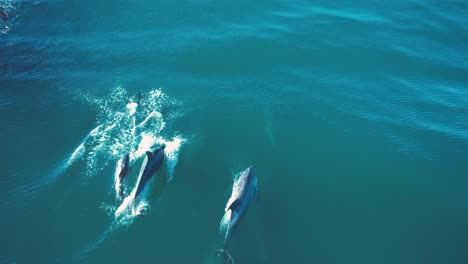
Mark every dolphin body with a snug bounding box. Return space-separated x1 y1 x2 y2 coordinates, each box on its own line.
0 10 7 22
134 145 165 199
221 166 257 248
115 94 141 199
116 154 130 199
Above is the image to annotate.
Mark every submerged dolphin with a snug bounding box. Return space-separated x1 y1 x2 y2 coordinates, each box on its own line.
0 10 7 22
218 166 257 262
114 94 141 199
134 145 165 198
115 154 130 199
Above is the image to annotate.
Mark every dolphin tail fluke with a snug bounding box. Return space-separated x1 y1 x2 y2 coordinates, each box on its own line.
216 248 235 264
222 223 233 252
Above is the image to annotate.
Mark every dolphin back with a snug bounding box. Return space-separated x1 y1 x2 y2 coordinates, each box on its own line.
119 154 130 179
224 166 257 228
135 146 165 198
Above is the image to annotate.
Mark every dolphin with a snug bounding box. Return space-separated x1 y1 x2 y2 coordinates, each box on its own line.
115 93 142 199
115 154 130 199
218 166 257 261
134 145 165 199
0 10 7 22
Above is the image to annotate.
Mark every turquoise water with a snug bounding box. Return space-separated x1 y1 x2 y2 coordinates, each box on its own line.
1 0 468 263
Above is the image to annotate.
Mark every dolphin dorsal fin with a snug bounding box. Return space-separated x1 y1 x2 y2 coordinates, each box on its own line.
146 151 152 158
227 199 241 211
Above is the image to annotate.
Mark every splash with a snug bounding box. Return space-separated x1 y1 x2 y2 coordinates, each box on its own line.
126 102 138 117
158 136 186 180
134 133 159 158
66 87 178 180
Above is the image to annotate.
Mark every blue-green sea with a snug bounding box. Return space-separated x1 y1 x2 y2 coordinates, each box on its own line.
1 0 468 263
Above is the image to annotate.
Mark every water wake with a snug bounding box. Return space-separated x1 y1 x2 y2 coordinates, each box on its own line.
68 87 185 215
70 222 117 264
67 87 187 261
1 157 70 211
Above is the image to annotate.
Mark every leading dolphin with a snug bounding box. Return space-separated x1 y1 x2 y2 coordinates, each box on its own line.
218 166 257 262
134 145 165 199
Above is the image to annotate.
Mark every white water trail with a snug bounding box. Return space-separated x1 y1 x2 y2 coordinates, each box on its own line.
68 142 85 166
137 110 163 128
68 125 103 166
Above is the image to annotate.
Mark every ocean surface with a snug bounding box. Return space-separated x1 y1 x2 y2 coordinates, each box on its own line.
1 0 468 263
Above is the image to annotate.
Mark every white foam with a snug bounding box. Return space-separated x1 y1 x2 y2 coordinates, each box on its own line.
114 186 150 221
114 193 134 217
126 102 138 116
136 110 165 130
159 136 186 180
114 158 122 200
132 199 149 216
89 124 104 137
135 133 158 158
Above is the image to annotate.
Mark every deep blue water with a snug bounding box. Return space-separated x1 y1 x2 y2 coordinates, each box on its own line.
1 0 468 263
